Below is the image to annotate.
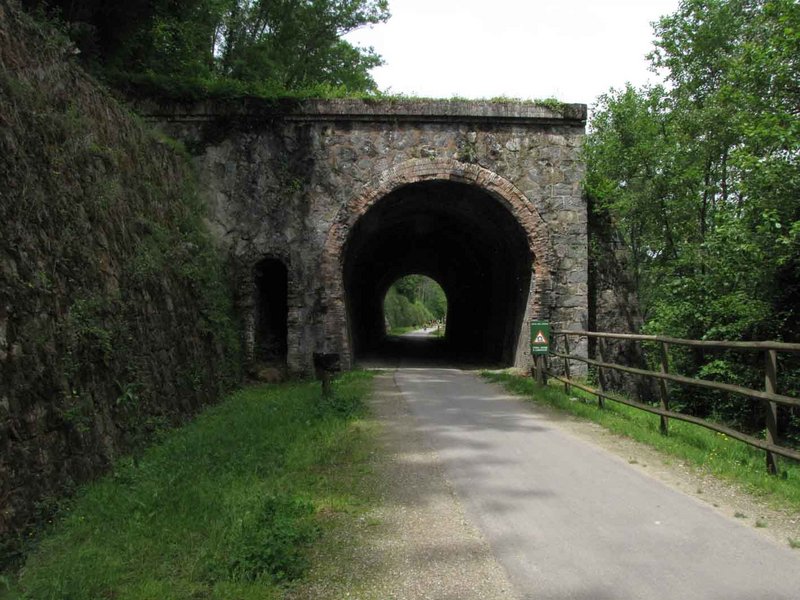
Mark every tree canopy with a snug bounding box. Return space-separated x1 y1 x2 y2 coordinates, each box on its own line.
587 0 799 340
23 0 390 97
585 0 799 433
383 275 447 332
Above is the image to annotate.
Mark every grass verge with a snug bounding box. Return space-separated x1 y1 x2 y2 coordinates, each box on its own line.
482 371 800 511
1 371 376 600
386 326 419 336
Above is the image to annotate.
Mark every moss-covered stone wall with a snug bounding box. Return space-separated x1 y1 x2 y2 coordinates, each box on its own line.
0 0 241 557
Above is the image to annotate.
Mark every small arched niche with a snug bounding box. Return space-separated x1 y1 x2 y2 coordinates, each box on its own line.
253 258 288 365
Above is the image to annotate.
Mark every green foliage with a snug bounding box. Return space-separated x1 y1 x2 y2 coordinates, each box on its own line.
27 0 390 97
383 288 432 332
585 0 800 437
7 372 376 598
383 275 447 332
1 0 242 558
533 97 568 114
62 297 114 365
222 494 318 583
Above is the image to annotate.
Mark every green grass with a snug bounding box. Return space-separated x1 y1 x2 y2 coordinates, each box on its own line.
2 372 376 600
386 326 419 335
482 371 800 511
109 69 571 106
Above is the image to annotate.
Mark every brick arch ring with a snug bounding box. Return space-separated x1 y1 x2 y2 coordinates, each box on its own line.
319 157 556 362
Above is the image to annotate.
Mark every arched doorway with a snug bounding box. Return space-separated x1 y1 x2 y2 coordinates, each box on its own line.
253 258 288 365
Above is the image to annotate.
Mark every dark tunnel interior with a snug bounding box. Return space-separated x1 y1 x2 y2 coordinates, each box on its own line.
254 258 288 364
343 181 533 366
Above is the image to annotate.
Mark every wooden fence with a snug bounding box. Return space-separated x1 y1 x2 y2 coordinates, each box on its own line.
544 330 800 473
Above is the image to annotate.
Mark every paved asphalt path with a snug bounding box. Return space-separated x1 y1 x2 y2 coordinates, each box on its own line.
393 367 800 600
400 327 440 338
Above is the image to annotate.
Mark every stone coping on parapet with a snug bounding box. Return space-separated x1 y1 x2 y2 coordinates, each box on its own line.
137 97 587 126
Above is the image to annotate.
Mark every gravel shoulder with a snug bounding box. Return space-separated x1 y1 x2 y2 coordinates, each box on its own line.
290 371 518 599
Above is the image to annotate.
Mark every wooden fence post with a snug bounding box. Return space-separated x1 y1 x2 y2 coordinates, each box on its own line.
534 354 546 386
596 337 606 409
764 349 779 475
658 342 670 435
562 333 571 394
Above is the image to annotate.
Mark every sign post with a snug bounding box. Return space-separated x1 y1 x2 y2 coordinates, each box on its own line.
530 321 550 385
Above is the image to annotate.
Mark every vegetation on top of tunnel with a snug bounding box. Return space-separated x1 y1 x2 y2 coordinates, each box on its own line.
18 0 576 109
20 0 390 100
2 372 377 599
383 275 447 334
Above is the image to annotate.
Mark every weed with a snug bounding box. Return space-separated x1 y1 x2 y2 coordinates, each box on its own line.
789 538 800 549
734 511 747 518
755 519 768 528
64 296 114 362
223 494 318 583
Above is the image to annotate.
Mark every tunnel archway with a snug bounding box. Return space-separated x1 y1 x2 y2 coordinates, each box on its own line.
343 179 534 365
321 159 556 370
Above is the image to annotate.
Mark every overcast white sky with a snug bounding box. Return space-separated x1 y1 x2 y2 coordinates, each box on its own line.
345 0 680 107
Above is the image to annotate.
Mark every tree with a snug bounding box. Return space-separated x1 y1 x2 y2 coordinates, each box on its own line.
383 275 447 331
217 0 387 91
585 0 800 432
23 0 390 96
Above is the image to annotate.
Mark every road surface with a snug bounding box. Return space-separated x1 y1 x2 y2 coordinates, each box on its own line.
399 327 441 338
392 367 800 600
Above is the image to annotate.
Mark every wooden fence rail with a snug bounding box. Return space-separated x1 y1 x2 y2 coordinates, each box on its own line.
545 330 800 472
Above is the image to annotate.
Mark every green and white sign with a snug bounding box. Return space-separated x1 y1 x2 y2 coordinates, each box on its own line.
530 321 550 355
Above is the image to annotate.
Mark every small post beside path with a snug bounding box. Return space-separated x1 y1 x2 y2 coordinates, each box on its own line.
313 352 341 400
596 337 607 409
562 333 572 394
532 355 548 386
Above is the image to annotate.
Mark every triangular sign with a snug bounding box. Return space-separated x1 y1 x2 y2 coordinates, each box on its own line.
534 331 547 344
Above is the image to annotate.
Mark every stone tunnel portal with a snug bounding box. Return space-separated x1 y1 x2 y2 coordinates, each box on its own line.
343 180 533 366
